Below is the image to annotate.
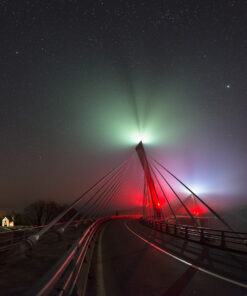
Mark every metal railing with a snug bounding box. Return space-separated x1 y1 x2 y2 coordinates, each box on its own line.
29 217 110 296
141 219 247 254
0 220 85 255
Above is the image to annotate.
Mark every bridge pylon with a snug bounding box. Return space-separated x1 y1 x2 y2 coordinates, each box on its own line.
135 141 164 221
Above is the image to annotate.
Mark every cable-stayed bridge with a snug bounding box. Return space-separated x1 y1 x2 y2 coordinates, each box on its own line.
1 142 247 296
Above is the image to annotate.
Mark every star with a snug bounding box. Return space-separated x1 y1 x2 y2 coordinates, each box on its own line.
226 84 231 89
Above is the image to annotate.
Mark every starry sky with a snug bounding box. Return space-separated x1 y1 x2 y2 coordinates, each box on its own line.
0 0 247 212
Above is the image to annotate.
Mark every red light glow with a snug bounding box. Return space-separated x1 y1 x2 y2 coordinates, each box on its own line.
191 206 207 216
192 210 200 216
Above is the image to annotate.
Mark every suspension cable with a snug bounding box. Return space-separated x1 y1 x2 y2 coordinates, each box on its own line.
153 158 234 231
102 162 130 217
59 161 127 231
91 158 130 218
94 179 122 218
143 177 147 219
85 161 128 217
150 164 177 223
152 162 199 226
28 158 129 244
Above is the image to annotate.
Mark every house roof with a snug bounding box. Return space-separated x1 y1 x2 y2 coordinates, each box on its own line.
2 216 14 222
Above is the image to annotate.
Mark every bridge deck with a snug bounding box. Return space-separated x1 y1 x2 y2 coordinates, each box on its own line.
86 218 247 296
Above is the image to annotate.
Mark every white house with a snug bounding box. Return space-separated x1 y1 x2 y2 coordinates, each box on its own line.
2 217 14 227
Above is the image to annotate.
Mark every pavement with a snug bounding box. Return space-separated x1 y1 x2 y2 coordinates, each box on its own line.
86 218 247 296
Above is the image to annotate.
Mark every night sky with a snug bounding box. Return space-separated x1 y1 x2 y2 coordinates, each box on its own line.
0 1 247 212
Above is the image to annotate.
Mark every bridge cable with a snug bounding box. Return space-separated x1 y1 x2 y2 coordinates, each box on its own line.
58 160 128 232
149 165 177 223
103 175 128 217
95 179 122 218
147 184 154 220
59 159 128 229
143 177 147 219
149 166 166 221
103 160 131 217
93 154 131 218
85 159 129 218
85 161 129 218
152 158 234 231
90 165 128 218
144 182 151 220
151 162 199 226
94 157 130 218
88 172 125 218
145 181 150 220
81 158 129 211
28 158 130 244
62 160 128 229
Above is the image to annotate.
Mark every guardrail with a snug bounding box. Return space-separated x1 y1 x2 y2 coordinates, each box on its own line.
0 220 86 255
29 217 110 296
141 219 247 254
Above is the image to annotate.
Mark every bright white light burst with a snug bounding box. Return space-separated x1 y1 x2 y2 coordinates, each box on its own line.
130 131 151 144
182 184 207 195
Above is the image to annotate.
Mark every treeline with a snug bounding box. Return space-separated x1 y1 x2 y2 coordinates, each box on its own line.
0 200 77 226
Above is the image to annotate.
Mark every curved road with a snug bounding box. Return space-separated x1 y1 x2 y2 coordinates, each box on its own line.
86 218 247 296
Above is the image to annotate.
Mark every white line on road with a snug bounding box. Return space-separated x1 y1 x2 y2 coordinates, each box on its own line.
125 222 247 289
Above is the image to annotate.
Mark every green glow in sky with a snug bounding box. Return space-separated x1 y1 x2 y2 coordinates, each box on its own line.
72 69 192 153
73 68 191 151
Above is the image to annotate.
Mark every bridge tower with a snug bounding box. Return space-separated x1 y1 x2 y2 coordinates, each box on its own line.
135 141 163 220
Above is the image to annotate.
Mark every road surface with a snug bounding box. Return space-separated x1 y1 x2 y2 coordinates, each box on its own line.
86 218 247 296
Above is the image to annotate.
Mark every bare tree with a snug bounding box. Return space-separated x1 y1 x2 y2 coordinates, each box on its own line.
45 201 63 223
24 200 59 225
24 200 78 226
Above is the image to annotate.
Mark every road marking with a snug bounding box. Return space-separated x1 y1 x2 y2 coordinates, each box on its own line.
96 227 106 296
125 222 247 289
